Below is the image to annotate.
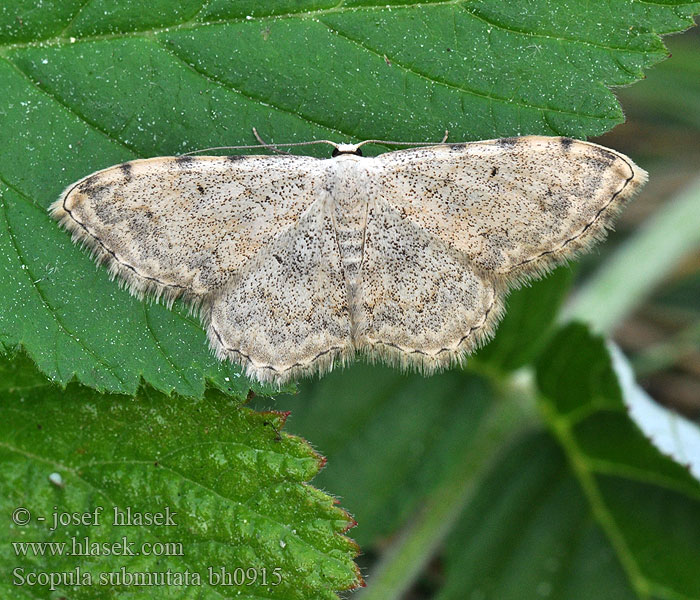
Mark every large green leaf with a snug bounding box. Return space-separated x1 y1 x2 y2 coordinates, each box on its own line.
536 325 700 597
434 325 700 599
0 351 361 599
1 0 698 394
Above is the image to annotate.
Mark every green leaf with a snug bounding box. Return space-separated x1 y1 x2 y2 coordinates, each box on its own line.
0 351 361 599
436 325 700 599
1 0 698 394
474 266 573 373
439 433 639 600
535 324 700 598
279 365 504 548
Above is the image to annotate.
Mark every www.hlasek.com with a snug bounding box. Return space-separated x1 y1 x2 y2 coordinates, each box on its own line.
13 536 183 557
11 504 283 590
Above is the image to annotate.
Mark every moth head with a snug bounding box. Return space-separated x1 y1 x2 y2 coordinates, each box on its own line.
331 143 363 158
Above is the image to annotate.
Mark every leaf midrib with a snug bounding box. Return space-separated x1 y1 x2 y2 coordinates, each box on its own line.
0 0 667 56
539 395 652 599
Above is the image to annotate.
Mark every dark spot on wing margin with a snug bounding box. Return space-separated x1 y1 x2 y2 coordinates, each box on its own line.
119 162 133 182
496 137 519 148
176 155 195 167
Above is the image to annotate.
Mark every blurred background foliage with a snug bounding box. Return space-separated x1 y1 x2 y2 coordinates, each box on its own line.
593 26 700 419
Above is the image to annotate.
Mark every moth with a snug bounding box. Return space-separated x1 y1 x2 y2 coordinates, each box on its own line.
51 136 646 384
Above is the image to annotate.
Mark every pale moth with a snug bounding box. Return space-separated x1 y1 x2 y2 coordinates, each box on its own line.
51 136 647 385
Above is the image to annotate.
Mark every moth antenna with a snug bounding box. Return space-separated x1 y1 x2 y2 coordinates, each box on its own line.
253 128 292 155
355 130 451 150
180 131 341 156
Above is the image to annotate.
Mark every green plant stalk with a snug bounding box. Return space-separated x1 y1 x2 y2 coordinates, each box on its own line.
631 319 700 376
562 176 700 333
357 372 539 600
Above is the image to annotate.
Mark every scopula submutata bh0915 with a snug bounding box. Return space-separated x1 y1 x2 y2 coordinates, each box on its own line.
51 136 646 385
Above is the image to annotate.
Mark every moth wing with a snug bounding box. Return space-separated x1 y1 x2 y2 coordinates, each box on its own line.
354 196 501 372
369 136 647 283
208 197 353 384
51 155 323 303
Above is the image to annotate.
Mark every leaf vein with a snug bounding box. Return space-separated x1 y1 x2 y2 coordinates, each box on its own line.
153 39 369 143
540 397 654 598
460 4 655 55
318 19 619 122
1 56 139 157
56 0 94 39
586 458 700 501
0 177 126 387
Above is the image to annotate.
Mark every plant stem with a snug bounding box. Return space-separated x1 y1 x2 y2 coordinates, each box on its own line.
631 319 700 376
356 371 538 600
562 176 700 333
